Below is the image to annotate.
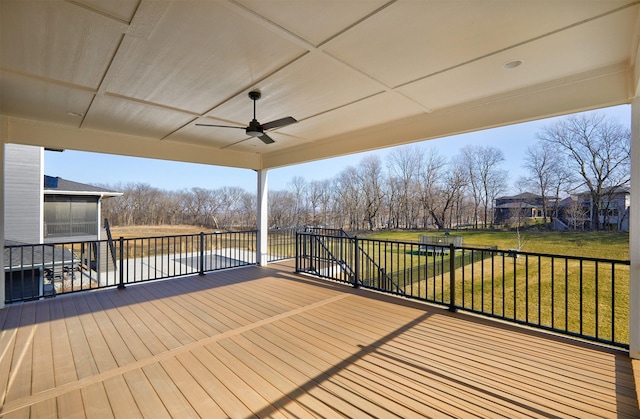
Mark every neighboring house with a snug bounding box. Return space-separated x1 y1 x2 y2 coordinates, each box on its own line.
4 144 121 301
494 192 555 225
4 144 121 243
43 175 121 243
559 187 631 231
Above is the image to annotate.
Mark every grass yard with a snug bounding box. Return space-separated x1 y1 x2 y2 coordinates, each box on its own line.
364 229 629 260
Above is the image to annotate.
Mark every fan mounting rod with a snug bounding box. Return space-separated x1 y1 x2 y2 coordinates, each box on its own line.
247 91 262 136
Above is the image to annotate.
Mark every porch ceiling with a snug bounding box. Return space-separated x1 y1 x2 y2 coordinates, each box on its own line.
1 0 639 170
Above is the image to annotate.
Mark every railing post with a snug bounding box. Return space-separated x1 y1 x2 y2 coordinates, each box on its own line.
353 236 359 288
309 233 315 272
199 232 205 276
118 236 125 289
295 232 299 272
448 243 456 312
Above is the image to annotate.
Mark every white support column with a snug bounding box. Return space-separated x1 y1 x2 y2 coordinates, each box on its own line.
629 97 640 358
257 169 269 266
0 129 5 309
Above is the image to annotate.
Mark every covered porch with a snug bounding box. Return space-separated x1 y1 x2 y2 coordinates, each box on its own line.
2 8 640 419
1 261 638 417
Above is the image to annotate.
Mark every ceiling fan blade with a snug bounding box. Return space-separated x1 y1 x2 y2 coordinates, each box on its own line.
258 134 275 144
261 116 297 131
196 123 245 129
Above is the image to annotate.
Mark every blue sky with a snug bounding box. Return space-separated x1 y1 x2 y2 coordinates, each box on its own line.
45 104 630 194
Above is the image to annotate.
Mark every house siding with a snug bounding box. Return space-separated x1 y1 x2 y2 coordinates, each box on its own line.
4 144 43 243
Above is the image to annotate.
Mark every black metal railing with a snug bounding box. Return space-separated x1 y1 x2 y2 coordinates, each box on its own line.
296 232 630 348
267 228 298 261
304 226 350 237
267 226 349 262
4 230 258 304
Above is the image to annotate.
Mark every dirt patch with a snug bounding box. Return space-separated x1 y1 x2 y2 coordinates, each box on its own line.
108 225 213 238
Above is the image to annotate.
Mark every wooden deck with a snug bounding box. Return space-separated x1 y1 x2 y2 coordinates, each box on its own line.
1 261 639 418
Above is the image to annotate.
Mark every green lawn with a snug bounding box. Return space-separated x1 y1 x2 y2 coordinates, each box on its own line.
364 230 629 260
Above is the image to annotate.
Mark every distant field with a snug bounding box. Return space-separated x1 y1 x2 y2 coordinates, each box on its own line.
364 230 630 260
109 225 213 239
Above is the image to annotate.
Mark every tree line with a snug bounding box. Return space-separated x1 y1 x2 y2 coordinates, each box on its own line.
101 112 630 231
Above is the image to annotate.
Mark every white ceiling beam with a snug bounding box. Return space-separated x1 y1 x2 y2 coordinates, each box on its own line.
4 117 261 169
634 27 640 97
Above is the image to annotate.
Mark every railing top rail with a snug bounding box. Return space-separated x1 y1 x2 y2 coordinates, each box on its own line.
297 231 352 240
456 245 631 265
116 230 258 241
5 239 108 248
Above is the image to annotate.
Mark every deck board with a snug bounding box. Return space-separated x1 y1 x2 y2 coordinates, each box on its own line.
81 382 113 419
0 261 638 418
102 375 141 418
122 368 171 419
5 303 35 403
159 357 227 418
31 302 54 396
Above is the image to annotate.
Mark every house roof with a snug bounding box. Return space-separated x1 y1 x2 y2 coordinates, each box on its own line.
575 185 631 197
43 175 121 197
4 240 76 269
496 192 543 201
558 196 580 207
495 202 539 209
1 1 638 171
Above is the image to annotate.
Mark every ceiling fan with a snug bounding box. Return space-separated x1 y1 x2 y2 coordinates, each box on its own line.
196 91 297 144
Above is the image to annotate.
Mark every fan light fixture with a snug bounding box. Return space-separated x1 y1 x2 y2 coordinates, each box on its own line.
246 119 263 137
503 60 523 69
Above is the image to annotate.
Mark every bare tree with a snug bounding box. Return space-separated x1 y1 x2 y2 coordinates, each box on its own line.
333 166 362 230
438 159 468 229
356 155 386 230
460 145 507 228
537 113 630 230
268 190 296 228
307 180 324 226
315 180 334 227
387 146 423 229
522 142 574 228
287 176 308 227
416 148 446 229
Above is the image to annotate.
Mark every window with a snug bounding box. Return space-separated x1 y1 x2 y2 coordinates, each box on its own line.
44 196 98 237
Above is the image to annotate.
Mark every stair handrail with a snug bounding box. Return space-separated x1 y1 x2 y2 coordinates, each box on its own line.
104 218 118 270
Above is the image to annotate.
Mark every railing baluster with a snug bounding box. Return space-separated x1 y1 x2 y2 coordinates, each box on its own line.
551 256 555 330
538 255 541 326
449 244 456 312
595 260 599 339
525 254 529 323
199 232 205 276
580 259 584 336
611 264 616 344
353 236 359 288
118 236 125 289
